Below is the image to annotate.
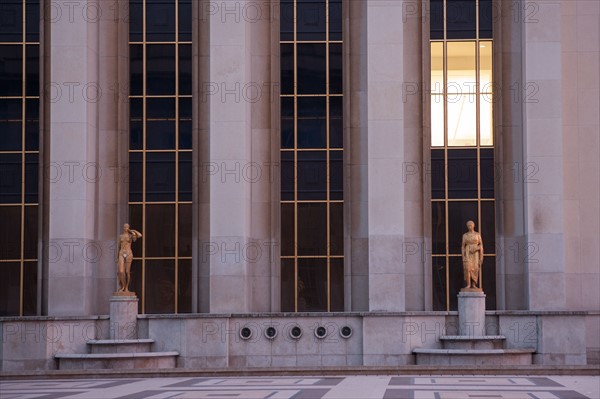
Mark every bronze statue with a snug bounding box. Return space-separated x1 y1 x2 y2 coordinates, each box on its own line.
116 223 142 294
461 220 483 290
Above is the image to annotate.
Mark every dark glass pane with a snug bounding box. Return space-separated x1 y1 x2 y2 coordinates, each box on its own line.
329 43 342 94
280 44 294 95
0 262 20 316
430 0 444 39
448 256 463 310
179 44 192 95
145 204 176 257
25 45 38 96
479 0 493 39
0 45 22 96
330 258 344 311
281 97 294 149
24 153 38 203
297 97 326 149
147 97 176 119
281 203 295 256
128 204 143 252
330 202 343 256
446 0 477 39
178 0 192 42
25 98 38 151
23 205 38 259
482 256 496 309
297 203 327 256
145 260 175 314
447 149 477 199
281 151 294 201
178 203 192 257
128 152 143 202
146 152 176 201
329 0 342 41
481 201 496 254
177 259 192 313
330 96 343 148
130 98 143 150
296 0 326 41
297 258 327 311
179 98 192 149
146 0 176 42
129 1 143 41
281 258 295 312
129 44 143 96
147 120 175 150
431 149 445 199
130 260 143 312
330 150 343 200
297 43 326 94
480 148 495 198
0 153 22 203
0 99 22 151
146 44 176 95
0 1 22 42
23 261 37 315
432 257 446 311
447 201 478 254
179 151 192 201
297 151 326 200
0 207 21 259
280 0 294 41
432 202 446 255
25 0 40 41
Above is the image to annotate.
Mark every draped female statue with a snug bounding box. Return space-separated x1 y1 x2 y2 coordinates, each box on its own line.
461 220 483 290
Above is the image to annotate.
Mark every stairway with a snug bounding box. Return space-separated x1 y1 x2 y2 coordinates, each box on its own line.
413 335 536 366
55 339 179 370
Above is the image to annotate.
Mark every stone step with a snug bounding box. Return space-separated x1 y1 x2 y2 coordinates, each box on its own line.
55 351 179 370
440 335 506 350
87 339 155 354
413 348 535 366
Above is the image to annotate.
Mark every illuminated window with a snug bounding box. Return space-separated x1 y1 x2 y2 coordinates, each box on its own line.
280 0 344 312
430 0 496 311
128 0 192 314
0 0 40 316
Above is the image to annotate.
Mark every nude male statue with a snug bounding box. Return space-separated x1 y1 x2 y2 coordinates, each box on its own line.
117 223 142 294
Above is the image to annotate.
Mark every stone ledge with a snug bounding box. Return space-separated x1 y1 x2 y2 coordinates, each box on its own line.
55 351 178 359
413 348 535 355
87 339 154 345
440 335 506 340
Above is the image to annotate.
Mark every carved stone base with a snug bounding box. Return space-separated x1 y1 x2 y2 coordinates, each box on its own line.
112 291 137 297
109 295 139 340
458 291 486 336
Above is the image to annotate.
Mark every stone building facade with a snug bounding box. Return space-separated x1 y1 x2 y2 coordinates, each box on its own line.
0 0 598 370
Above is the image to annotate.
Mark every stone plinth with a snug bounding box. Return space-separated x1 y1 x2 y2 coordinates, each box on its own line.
109 295 138 340
458 291 486 336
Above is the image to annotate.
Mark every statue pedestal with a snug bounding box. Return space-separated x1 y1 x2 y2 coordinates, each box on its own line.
458 290 486 336
109 295 138 340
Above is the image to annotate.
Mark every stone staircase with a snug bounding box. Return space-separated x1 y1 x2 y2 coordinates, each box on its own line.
414 335 535 366
55 339 178 370
55 295 179 370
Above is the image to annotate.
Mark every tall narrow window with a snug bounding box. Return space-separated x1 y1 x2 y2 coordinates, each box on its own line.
280 0 344 312
430 0 496 311
0 0 40 316
128 0 192 314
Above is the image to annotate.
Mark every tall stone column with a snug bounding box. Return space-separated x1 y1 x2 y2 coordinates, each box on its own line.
41 1 124 315
202 0 275 313
521 1 566 310
366 0 410 311
41 0 100 316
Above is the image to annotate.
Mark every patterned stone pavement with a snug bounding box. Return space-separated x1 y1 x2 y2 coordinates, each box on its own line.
0 376 598 399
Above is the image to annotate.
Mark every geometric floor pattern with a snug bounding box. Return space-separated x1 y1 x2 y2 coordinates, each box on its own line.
1 376 598 399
